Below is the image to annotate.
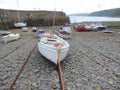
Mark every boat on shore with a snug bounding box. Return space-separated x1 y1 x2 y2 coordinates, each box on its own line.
14 22 27 28
22 27 28 32
73 24 86 31
36 29 46 38
32 27 37 32
102 29 113 33
0 30 11 35
2 33 20 43
58 32 71 39
38 34 69 64
57 26 71 39
14 0 27 28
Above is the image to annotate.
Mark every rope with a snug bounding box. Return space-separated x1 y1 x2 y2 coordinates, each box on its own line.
56 46 65 90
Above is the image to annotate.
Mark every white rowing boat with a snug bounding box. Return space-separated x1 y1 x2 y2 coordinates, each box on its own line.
14 22 27 28
14 0 27 28
57 26 71 39
22 27 28 32
0 30 11 35
102 30 113 33
38 34 69 64
58 32 71 39
2 33 20 43
36 29 46 38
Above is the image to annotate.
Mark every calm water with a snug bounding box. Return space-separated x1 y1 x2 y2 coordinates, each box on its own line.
69 16 120 23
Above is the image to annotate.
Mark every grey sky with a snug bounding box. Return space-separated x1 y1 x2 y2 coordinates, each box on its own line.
0 0 120 14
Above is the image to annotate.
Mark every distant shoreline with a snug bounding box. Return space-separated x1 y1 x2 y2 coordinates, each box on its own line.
69 15 120 23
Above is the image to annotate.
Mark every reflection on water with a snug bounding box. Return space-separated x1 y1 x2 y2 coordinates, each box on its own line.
69 16 120 23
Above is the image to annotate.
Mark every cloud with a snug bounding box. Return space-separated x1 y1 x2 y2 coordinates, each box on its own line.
0 0 120 14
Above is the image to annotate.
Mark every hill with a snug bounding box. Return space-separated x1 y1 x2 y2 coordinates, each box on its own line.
68 13 89 16
89 8 120 17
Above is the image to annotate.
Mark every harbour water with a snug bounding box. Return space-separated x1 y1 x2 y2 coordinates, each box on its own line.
68 15 120 23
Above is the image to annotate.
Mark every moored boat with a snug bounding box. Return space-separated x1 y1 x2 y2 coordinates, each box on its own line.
2 33 20 43
58 32 71 39
22 27 28 32
73 24 86 31
57 26 71 39
102 29 113 33
0 30 11 35
38 34 69 64
14 22 27 28
14 0 27 28
36 29 46 38
32 27 37 32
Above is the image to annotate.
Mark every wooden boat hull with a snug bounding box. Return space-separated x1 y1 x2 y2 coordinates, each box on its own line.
57 26 71 39
22 27 28 32
38 35 69 64
2 33 20 43
74 27 86 31
0 30 11 35
102 30 113 33
58 32 71 39
36 30 46 38
14 23 26 28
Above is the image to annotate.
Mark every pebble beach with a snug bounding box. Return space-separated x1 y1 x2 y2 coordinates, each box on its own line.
0 27 120 90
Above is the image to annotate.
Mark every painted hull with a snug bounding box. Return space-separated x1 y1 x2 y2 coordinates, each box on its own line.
58 32 71 39
74 27 86 31
14 22 26 28
36 31 50 38
2 33 20 43
38 35 69 64
57 26 71 39
22 27 28 32
0 30 11 35
102 30 113 33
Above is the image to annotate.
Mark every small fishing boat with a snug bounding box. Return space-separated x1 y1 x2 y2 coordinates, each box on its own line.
96 23 107 30
102 30 113 33
73 24 86 32
36 29 46 38
58 32 71 39
22 27 28 32
57 27 71 39
32 27 37 32
14 22 27 28
38 34 69 64
0 30 11 35
2 33 20 43
14 0 27 28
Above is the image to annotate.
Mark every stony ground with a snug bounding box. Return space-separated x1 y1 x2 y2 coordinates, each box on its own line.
0 27 120 90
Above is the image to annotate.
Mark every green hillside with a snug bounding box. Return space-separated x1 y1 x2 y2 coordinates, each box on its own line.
89 8 120 17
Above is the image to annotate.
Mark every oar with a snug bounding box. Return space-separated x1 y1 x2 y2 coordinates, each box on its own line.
56 46 64 90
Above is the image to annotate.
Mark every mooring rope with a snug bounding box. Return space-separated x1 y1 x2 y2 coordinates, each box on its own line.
56 46 65 90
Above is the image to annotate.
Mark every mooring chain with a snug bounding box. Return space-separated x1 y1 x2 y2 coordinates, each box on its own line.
9 41 37 90
0 38 33 59
81 51 120 87
80 42 120 65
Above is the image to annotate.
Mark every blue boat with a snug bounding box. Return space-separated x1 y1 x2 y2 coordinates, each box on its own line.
102 30 113 33
32 27 37 32
36 29 46 38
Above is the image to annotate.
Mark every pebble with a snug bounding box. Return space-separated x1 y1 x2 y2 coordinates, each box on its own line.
0 28 120 90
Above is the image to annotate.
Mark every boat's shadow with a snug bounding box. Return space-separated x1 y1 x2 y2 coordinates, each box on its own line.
37 50 70 71
37 51 57 69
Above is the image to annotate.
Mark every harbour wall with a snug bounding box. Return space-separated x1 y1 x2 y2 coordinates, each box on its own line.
0 9 70 30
